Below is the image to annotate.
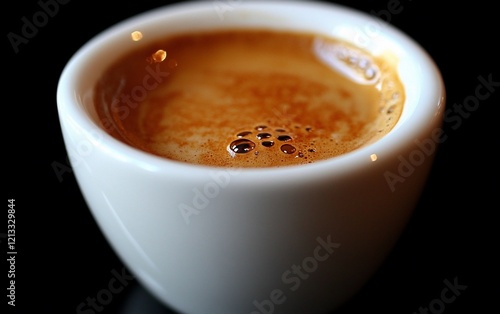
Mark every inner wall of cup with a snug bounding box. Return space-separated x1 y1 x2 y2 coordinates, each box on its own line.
73 1 426 138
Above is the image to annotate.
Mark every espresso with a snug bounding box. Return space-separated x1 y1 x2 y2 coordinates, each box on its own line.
94 29 404 167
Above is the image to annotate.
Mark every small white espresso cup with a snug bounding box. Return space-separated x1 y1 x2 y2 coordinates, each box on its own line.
57 1 445 313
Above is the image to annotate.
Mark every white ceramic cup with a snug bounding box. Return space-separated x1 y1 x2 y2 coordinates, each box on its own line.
57 1 445 313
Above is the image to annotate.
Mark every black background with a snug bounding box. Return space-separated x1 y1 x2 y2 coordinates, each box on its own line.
4 0 499 313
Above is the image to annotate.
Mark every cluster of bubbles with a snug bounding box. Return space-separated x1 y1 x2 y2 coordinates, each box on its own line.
228 125 316 159
228 125 309 157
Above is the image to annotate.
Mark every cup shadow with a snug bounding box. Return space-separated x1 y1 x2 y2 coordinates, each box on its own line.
119 283 178 314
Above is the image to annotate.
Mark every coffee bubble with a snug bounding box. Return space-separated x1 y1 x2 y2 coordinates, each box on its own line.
257 133 272 140
229 139 256 154
147 49 167 63
281 144 297 154
277 135 292 142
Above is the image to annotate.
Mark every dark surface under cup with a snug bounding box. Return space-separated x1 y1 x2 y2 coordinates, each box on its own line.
5 0 499 313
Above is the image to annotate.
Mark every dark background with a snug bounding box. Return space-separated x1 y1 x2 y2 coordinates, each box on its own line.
4 0 499 313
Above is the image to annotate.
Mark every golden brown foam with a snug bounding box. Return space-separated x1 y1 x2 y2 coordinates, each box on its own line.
94 29 404 168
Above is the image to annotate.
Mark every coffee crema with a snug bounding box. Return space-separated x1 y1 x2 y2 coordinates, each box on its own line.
94 29 404 168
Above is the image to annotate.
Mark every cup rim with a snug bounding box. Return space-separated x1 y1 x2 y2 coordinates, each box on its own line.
56 0 446 181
